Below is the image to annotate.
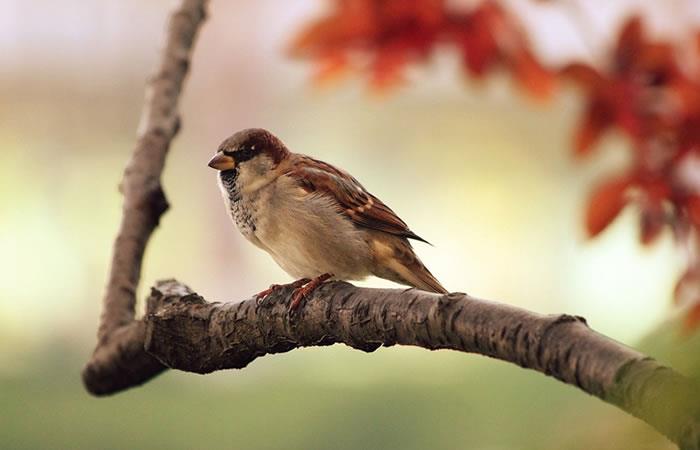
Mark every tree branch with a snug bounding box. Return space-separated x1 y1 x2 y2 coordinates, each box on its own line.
82 1 700 449
83 0 208 391
88 279 700 450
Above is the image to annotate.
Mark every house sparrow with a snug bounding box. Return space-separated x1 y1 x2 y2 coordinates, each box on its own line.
208 128 447 309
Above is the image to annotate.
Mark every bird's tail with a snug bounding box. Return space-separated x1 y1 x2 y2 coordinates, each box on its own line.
401 259 448 294
373 237 448 294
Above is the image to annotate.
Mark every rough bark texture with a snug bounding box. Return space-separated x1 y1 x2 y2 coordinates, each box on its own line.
82 1 700 449
139 280 700 450
83 0 208 393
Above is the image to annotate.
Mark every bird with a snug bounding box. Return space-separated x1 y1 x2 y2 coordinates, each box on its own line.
207 128 448 309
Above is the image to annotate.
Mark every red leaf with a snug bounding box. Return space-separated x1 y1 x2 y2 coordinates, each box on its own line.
380 0 444 28
636 42 676 75
674 268 700 305
560 63 604 90
370 44 409 92
289 0 375 57
311 52 350 86
611 81 642 138
639 201 665 245
682 301 700 335
585 177 632 237
511 49 555 100
686 196 700 229
559 63 604 91
575 98 612 156
617 16 643 49
455 14 499 76
615 16 644 72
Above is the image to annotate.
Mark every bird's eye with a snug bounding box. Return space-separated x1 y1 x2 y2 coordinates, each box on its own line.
235 147 256 163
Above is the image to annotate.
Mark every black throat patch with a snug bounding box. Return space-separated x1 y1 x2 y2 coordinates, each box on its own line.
219 169 256 235
219 169 239 200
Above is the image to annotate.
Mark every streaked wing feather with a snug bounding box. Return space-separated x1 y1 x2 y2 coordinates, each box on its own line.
286 157 428 243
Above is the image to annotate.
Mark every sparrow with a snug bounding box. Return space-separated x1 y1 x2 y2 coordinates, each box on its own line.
208 128 448 309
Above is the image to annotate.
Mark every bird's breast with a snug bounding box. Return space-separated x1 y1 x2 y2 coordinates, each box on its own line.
253 181 374 280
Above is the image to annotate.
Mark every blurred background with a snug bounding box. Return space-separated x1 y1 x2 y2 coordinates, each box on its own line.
2 1 700 449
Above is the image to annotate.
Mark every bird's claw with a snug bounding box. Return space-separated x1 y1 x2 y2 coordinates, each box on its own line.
255 278 311 307
289 290 306 311
254 284 281 306
288 273 333 312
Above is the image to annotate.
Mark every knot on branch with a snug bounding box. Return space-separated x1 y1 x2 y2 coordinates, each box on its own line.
148 279 199 311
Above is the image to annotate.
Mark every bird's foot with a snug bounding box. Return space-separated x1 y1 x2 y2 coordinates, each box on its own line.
289 273 333 311
255 278 311 306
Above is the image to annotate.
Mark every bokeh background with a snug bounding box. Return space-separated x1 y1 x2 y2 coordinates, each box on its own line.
2 1 700 449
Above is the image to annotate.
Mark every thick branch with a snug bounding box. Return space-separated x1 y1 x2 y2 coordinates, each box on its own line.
83 0 208 390
88 278 700 450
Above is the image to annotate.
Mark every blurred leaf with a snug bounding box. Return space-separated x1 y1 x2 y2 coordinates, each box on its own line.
683 301 700 334
312 52 351 86
511 49 555 100
586 177 631 237
614 16 644 73
561 63 603 89
639 201 665 245
687 195 700 229
574 98 611 156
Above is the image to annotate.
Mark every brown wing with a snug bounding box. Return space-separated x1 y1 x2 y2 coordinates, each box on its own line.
285 156 429 243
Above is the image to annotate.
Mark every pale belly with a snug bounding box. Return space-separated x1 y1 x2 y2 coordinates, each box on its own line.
254 191 373 281
221 171 373 280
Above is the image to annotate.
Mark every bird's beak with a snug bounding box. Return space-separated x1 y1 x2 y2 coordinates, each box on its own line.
208 152 236 171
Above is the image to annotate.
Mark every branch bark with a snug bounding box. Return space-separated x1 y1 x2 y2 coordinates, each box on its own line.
88 279 700 449
82 1 700 449
83 0 208 392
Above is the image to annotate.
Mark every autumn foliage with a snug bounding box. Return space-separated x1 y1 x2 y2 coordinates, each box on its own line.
291 0 700 330
290 0 554 97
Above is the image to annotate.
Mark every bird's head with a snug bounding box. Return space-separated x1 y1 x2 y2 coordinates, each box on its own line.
208 128 289 182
